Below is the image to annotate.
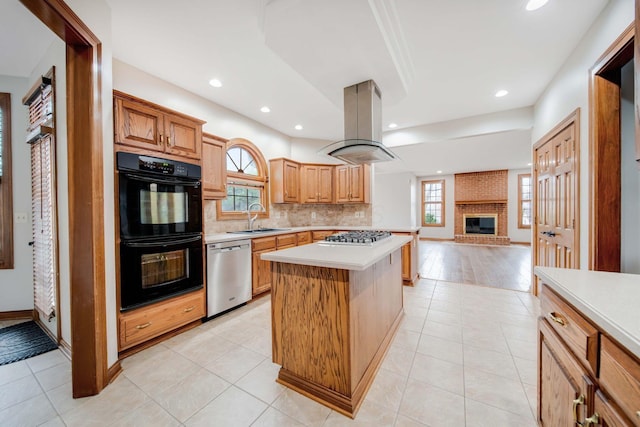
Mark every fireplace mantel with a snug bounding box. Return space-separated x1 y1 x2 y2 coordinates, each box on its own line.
455 199 507 205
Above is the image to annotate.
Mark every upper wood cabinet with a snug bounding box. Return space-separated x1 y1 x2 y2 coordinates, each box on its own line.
270 158 300 203
300 164 334 203
335 164 370 203
114 91 205 161
202 133 227 200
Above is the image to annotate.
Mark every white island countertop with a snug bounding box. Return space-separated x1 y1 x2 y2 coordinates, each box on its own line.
261 235 412 271
535 266 640 358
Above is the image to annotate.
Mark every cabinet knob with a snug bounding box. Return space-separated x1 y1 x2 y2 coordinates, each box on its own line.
136 322 151 330
584 413 599 426
183 306 195 313
166 136 171 146
549 312 566 327
159 134 163 143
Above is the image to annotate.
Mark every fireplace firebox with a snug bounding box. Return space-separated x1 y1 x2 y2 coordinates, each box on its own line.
463 214 497 235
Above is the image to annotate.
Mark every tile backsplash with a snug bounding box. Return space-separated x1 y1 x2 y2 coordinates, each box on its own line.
204 201 372 235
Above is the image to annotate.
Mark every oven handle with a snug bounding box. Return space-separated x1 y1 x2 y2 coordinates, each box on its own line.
122 172 201 187
122 235 202 248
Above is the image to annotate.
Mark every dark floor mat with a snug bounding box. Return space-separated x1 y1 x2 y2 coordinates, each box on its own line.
0 321 58 366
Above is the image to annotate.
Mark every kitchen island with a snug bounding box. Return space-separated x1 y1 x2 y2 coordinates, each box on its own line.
262 235 411 418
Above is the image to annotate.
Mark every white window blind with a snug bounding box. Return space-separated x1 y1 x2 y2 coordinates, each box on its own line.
31 135 56 319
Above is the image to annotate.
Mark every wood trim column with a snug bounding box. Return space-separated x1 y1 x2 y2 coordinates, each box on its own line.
19 0 107 397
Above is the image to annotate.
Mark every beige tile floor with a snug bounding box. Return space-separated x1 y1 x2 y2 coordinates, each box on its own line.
0 279 540 426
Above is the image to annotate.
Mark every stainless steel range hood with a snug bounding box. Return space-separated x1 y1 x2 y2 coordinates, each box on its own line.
321 80 396 164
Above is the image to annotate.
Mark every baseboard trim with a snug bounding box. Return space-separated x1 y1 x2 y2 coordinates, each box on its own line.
511 241 531 246
0 310 33 320
107 361 123 384
419 237 454 242
59 339 72 360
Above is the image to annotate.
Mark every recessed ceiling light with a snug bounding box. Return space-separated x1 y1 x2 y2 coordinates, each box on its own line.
527 162 532 166
208 78 222 88
260 106 271 113
436 170 443 174
294 124 303 130
526 0 549 11
388 123 398 129
495 89 509 98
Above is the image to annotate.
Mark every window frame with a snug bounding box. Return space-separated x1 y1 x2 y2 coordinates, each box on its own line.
0 93 13 269
518 173 532 229
216 138 270 221
421 179 445 227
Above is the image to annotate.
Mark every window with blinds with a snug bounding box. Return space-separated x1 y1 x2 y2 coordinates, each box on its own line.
24 69 57 320
0 93 13 269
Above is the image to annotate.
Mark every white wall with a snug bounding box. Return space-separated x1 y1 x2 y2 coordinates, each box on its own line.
27 38 67 338
0 75 32 311
508 169 533 244
620 60 639 273
372 172 417 228
533 0 634 268
416 174 455 239
113 61 291 161
290 137 343 164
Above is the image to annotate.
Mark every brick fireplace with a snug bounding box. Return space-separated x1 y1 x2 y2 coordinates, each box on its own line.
454 170 510 245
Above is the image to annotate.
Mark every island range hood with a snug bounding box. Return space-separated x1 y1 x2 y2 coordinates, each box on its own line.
321 80 396 164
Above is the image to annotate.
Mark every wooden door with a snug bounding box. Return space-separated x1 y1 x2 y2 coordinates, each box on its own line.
317 166 334 203
114 97 164 152
539 321 594 426
533 112 579 294
164 114 202 160
335 165 350 203
300 165 319 203
283 160 299 203
202 134 227 199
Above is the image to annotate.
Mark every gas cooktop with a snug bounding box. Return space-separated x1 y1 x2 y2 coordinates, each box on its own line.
323 230 392 246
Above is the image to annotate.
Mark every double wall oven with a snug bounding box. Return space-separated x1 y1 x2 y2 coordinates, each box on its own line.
117 152 203 311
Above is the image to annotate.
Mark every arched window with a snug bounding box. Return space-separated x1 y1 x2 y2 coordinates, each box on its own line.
216 138 269 220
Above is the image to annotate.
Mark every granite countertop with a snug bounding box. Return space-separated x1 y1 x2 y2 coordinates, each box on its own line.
204 225 420 244
260 235 412 271
535 266 640 358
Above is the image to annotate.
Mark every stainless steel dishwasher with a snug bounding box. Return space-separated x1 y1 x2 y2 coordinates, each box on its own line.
206 239 252 317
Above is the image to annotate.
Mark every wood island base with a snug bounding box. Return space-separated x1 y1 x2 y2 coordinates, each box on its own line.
270 248 404 418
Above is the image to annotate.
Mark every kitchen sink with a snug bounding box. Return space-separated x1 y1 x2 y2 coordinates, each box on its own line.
227 228 291 234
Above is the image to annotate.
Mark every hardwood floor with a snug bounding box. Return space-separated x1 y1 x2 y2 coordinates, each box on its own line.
418 241 532 292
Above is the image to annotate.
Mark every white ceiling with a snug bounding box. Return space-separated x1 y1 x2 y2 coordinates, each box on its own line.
1 0 610 176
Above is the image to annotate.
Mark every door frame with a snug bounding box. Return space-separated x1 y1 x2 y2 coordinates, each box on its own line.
531 109 581 295
19 0 109 397
588 23 634 272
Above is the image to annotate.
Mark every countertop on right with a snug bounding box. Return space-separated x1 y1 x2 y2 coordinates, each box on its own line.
534 266 640 358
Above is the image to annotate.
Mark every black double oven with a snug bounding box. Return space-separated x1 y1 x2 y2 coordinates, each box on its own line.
117 152 203 311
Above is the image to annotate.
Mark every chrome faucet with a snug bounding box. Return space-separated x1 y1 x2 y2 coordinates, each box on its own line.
247 202 266 231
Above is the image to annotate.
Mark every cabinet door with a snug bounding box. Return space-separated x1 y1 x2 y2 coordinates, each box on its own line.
283 160 300 203
539 319 594 426
202 134 227 199
164 114 202 160
115 97 164 152
349 165 364 202
300 165 320 203
317 166 334 203
335 165 350 203
591 390 634 427
401 242 411 281
252 249 272 296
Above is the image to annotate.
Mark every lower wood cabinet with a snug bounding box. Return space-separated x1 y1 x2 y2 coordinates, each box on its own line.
251 233 299 296
394 232 419 285
118 289 205 351
296 231 311 246
538 284 640 427
311 230 335 242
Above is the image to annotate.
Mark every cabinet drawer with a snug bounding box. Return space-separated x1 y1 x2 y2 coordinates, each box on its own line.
593 390 635 427
296 231 311 246
276 234 297 248
599 336 640 425
540 285 598 375
252 236 276 251
119 290 205 350
312 230 334 242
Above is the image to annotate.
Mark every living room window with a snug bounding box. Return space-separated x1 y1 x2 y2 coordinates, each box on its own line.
217 138 269 220
0 93 13 269
422 179 444 227
518 173 532 228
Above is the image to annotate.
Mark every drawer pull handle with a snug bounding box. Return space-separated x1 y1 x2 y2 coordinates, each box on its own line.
549 312 566 326
183 306 195 313
136 322 151 330
584 413 599 426
572 395 584 423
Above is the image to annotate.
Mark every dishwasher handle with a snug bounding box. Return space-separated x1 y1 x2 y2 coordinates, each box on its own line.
222 245 246 252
